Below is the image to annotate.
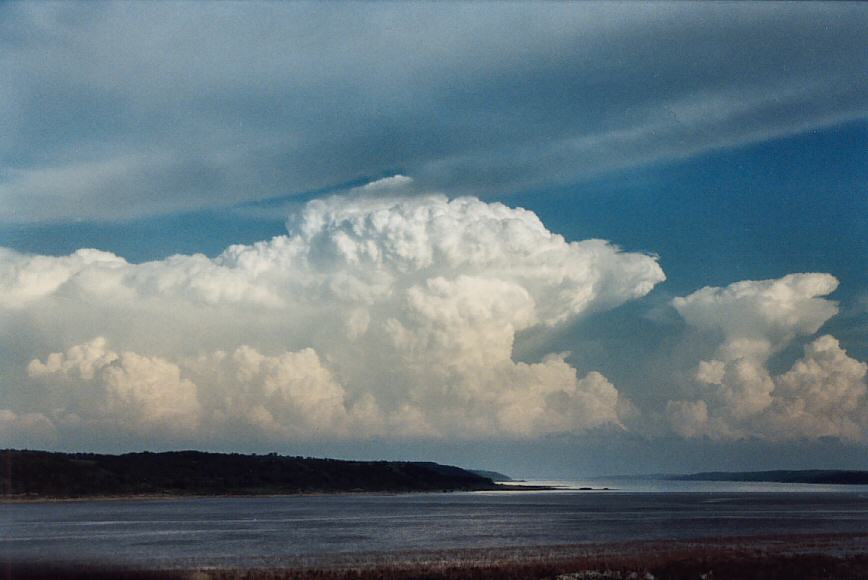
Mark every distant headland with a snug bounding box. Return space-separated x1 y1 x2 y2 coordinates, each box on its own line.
669 469 868 485
0 449 529 501
599 469 868 485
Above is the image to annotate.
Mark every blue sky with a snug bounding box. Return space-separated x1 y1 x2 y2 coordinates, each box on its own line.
0 2 866 476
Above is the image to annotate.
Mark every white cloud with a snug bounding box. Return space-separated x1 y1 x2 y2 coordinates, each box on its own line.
0 247 127 309
27 337 200 437
672 273 839 348
0 194 664 444
764 336 868 441
668 275 868 441
184 345 370 440
666 400 711 439
0 409 57 446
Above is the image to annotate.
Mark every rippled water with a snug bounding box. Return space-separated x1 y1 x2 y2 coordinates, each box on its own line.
3 482 868 568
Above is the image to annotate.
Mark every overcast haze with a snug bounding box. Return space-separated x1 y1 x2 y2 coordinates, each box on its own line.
1 2 866 477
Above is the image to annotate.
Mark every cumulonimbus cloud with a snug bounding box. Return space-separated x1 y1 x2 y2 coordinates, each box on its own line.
5 204 866 446
668 274 868 441
0 192 665 445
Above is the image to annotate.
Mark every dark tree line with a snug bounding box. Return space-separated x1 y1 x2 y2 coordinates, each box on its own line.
1 450 497 498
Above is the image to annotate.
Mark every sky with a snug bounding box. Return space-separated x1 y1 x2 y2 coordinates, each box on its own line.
0 2 866 477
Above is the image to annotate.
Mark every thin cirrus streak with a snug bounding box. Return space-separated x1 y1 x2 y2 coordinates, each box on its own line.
1 3 865 222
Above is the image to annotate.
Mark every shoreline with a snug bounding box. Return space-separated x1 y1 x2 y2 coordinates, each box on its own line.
4 533 868 579
0 483 559 505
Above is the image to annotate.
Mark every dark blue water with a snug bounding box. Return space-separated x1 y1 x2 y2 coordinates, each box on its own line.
2 485 868 568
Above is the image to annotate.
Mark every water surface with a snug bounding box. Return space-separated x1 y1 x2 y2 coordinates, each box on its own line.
3 482 868 568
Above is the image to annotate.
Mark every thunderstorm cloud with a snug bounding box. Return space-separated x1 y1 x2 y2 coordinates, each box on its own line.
0 192 665 445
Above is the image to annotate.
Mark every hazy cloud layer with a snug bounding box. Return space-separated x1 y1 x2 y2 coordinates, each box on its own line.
668 275 868 441
0 194 663 444
1 2 866 221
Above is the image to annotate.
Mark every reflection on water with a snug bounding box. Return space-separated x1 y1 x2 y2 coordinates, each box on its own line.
2 482 868 568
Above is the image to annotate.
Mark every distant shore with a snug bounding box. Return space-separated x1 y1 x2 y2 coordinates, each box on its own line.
4 533 868 579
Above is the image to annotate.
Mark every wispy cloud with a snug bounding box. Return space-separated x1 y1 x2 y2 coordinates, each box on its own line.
1 2 865 221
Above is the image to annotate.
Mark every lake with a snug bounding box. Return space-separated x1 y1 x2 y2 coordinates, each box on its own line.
3 481 868 568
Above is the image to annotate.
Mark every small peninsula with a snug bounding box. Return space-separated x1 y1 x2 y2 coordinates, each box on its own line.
1 449 509 500
469 469 513 482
